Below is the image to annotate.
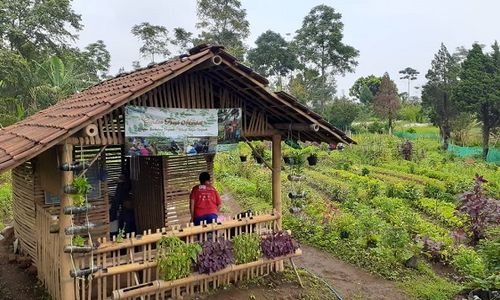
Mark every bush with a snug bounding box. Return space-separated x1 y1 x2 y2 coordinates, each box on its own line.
196 239 234 274
156 237 202 281
261 231 298 259
451 246 486 279
233 233 261 264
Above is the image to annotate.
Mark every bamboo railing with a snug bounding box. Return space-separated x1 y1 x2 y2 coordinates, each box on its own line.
72 212 281 300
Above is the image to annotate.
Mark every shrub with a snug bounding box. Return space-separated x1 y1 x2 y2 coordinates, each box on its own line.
451 246 486 279
261 231 298 259
456 175 500 244
233 233 261 264
196 239 234 274
400 140 413 161
157 237 202 280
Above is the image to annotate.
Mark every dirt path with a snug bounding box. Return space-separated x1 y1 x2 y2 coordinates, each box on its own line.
294 245 410 300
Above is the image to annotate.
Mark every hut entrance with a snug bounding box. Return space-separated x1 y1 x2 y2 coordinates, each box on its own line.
129 154 214 232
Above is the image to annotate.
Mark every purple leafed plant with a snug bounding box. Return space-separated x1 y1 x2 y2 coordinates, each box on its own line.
455 175 500 244
196 239 234 274
400 140 413 161
420 236 444 262
261 231 298 259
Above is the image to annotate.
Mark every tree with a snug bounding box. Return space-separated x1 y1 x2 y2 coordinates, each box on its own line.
171 28 194 54
453 43 500 158
196 0 250 60
359 85 374 105
247 30 298 90
373 73 401 133
421 43 460 150
349 75 382 102
294 5 358 113
287 68 336 111
325 97 359 130
0 0 82 60
131 22 170 63
399 67 419 100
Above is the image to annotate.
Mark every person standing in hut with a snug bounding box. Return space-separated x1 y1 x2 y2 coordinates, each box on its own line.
190 172 221 226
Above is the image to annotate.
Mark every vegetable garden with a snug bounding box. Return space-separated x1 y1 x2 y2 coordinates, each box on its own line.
215 134 499 300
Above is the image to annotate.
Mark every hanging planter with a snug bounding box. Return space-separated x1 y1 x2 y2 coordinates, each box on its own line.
307 154 318 166
289 207 302 214
288 191 307 199
287 174 305 182
283 156 291 164
239 155 247 162
63 204 92 215
255 156 264 164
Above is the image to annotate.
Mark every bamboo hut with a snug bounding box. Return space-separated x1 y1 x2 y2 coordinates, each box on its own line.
0 44 354 300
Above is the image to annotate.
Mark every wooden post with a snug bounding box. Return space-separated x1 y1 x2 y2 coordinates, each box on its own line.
271 134 282 230
59 143 75 299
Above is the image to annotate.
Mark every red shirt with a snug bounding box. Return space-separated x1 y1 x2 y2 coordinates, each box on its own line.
190 184 221 218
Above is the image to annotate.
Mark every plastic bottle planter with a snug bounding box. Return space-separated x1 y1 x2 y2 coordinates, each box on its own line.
307 155 318 166
65 223 97 235
63 204 92 215
287 174 305 182
283 157 295 165
288 191 307 199
60 161 88 172
70 266 102 278
239 155 247 162
63 184 79 195
289 207 302 214
63 245 96 254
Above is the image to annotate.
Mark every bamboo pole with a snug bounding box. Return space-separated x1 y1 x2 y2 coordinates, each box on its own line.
112 249 302 299
59 143 75 299
272 134 282 230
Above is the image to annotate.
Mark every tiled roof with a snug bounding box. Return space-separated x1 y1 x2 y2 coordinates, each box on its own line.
0 44 354 173
0 48 214 171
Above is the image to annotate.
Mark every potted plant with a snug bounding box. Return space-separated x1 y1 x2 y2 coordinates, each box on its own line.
302 146 319 166
251 141 266 164
64 176 92 207
237 143 251 162
282 144 294 165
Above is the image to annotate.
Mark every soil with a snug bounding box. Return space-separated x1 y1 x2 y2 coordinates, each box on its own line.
0 227 49 300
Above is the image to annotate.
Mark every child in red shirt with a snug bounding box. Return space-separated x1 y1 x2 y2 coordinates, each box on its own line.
190 172 221 226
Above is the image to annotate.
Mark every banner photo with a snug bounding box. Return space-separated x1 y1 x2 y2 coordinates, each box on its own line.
125 106 218 138
125 106 242 156
218 108 242 144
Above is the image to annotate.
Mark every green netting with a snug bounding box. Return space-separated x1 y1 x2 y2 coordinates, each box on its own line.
394 131 440 140
448 144 500 164
394 131 500 164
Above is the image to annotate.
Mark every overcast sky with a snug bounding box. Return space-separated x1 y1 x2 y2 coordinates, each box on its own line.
72 0 499 97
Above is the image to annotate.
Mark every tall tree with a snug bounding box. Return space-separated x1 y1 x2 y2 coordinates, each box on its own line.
294 5 359 113
399 67 419 100
247 30 298 90
287 68 336 110
421 43 460 150
454 43 500 158
196 0 250 60
349 75 382 103
325 97 360 130
359 85 374 105
170 28 194 54
373 73 401 133
131 22 170 63
0 0 82 60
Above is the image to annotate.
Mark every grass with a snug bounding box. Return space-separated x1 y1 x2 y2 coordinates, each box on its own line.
0 172 12 231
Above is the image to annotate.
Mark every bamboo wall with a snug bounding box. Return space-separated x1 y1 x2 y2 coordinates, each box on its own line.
12 162 38 261
36 204 61 300
66 71 272 147
72 212 280 300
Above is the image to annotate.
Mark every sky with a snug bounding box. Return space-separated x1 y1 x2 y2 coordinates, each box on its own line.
72 0 500 97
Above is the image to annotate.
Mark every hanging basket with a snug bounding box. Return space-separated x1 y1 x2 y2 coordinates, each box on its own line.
307 155 318 166
239 155 247 162
288 191 307 199
63 204 92 215
289 207 302 214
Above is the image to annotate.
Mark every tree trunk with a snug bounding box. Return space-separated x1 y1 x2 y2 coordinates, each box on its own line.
442 92 450 150
482 123 490 159
388 115 393 135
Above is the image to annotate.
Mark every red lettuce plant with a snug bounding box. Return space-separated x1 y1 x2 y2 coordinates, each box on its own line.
420 236 444 262
455 175 500 244
261 231 298 259
195 239 234 274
